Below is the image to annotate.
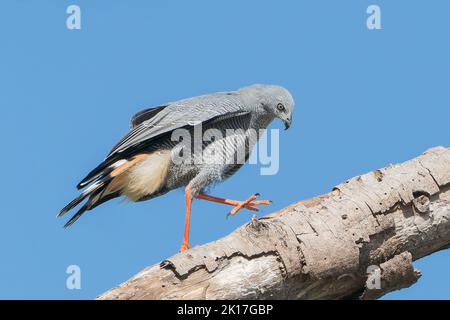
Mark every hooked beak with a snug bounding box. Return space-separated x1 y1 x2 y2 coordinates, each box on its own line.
283 117 292 130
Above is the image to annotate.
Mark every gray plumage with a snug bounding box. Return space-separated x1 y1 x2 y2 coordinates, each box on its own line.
59 84 295 227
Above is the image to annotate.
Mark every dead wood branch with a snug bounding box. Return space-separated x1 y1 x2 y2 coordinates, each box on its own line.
98 146 450 300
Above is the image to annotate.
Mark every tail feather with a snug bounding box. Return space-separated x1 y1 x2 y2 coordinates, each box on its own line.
76 161 114 190
58 193 87 218
60 152 154 227
76 158 132 190
58 182 103 217
58 180 106 226
63 202 91 228
61 181 113 227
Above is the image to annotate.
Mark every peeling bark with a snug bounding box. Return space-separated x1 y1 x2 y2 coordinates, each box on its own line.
98 146 450 300
359 251 421 300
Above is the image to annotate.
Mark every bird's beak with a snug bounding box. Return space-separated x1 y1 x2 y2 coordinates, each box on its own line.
283 117 292 130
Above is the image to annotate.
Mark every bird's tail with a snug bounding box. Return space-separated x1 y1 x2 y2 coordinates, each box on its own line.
58 153 153 227
58 180 110 228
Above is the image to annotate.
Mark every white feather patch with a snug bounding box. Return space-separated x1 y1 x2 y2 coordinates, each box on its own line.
84 181 102 194
122 150 171 201
110 159 127 168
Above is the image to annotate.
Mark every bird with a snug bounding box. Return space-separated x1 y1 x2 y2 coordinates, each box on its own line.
58 84 295 251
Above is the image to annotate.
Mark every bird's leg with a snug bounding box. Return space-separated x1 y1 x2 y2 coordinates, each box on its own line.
195 193 271 215
196 194 259 211
179 186 193 252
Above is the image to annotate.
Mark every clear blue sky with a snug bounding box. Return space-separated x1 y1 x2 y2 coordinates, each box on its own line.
0 1 448 299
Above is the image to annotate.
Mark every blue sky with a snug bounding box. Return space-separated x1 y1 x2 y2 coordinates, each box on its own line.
0 1 448 299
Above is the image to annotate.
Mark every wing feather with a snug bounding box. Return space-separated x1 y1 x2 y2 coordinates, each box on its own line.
130 105 168 128
107 93 243 157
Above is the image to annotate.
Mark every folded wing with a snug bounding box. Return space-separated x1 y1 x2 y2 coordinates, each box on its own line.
77 92 245 189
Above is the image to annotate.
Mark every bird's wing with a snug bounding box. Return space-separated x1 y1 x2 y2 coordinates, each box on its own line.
130 105 168 128
77 93 246 189
107 93 244 157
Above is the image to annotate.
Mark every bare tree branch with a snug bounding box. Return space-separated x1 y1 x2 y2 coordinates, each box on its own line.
98 146 450 300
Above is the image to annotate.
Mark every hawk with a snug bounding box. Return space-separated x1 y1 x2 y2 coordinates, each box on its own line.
59 84 295 251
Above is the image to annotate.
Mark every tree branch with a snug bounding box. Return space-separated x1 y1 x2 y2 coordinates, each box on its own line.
98 146 450 300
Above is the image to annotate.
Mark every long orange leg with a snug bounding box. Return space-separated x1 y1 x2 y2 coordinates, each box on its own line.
179 187 193 252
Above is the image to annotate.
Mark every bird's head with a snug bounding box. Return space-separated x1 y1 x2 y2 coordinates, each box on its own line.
239 84 295 130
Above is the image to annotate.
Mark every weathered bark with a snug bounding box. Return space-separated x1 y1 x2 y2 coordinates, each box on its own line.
98 146 450 300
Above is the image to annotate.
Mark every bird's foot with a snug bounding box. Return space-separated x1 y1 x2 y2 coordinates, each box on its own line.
227 193 272 218
179 242 190 252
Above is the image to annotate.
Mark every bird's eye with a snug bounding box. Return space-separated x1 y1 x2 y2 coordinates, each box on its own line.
277 103 285 112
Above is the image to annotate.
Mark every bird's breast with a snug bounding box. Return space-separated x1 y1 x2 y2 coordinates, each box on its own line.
164 129 258 189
